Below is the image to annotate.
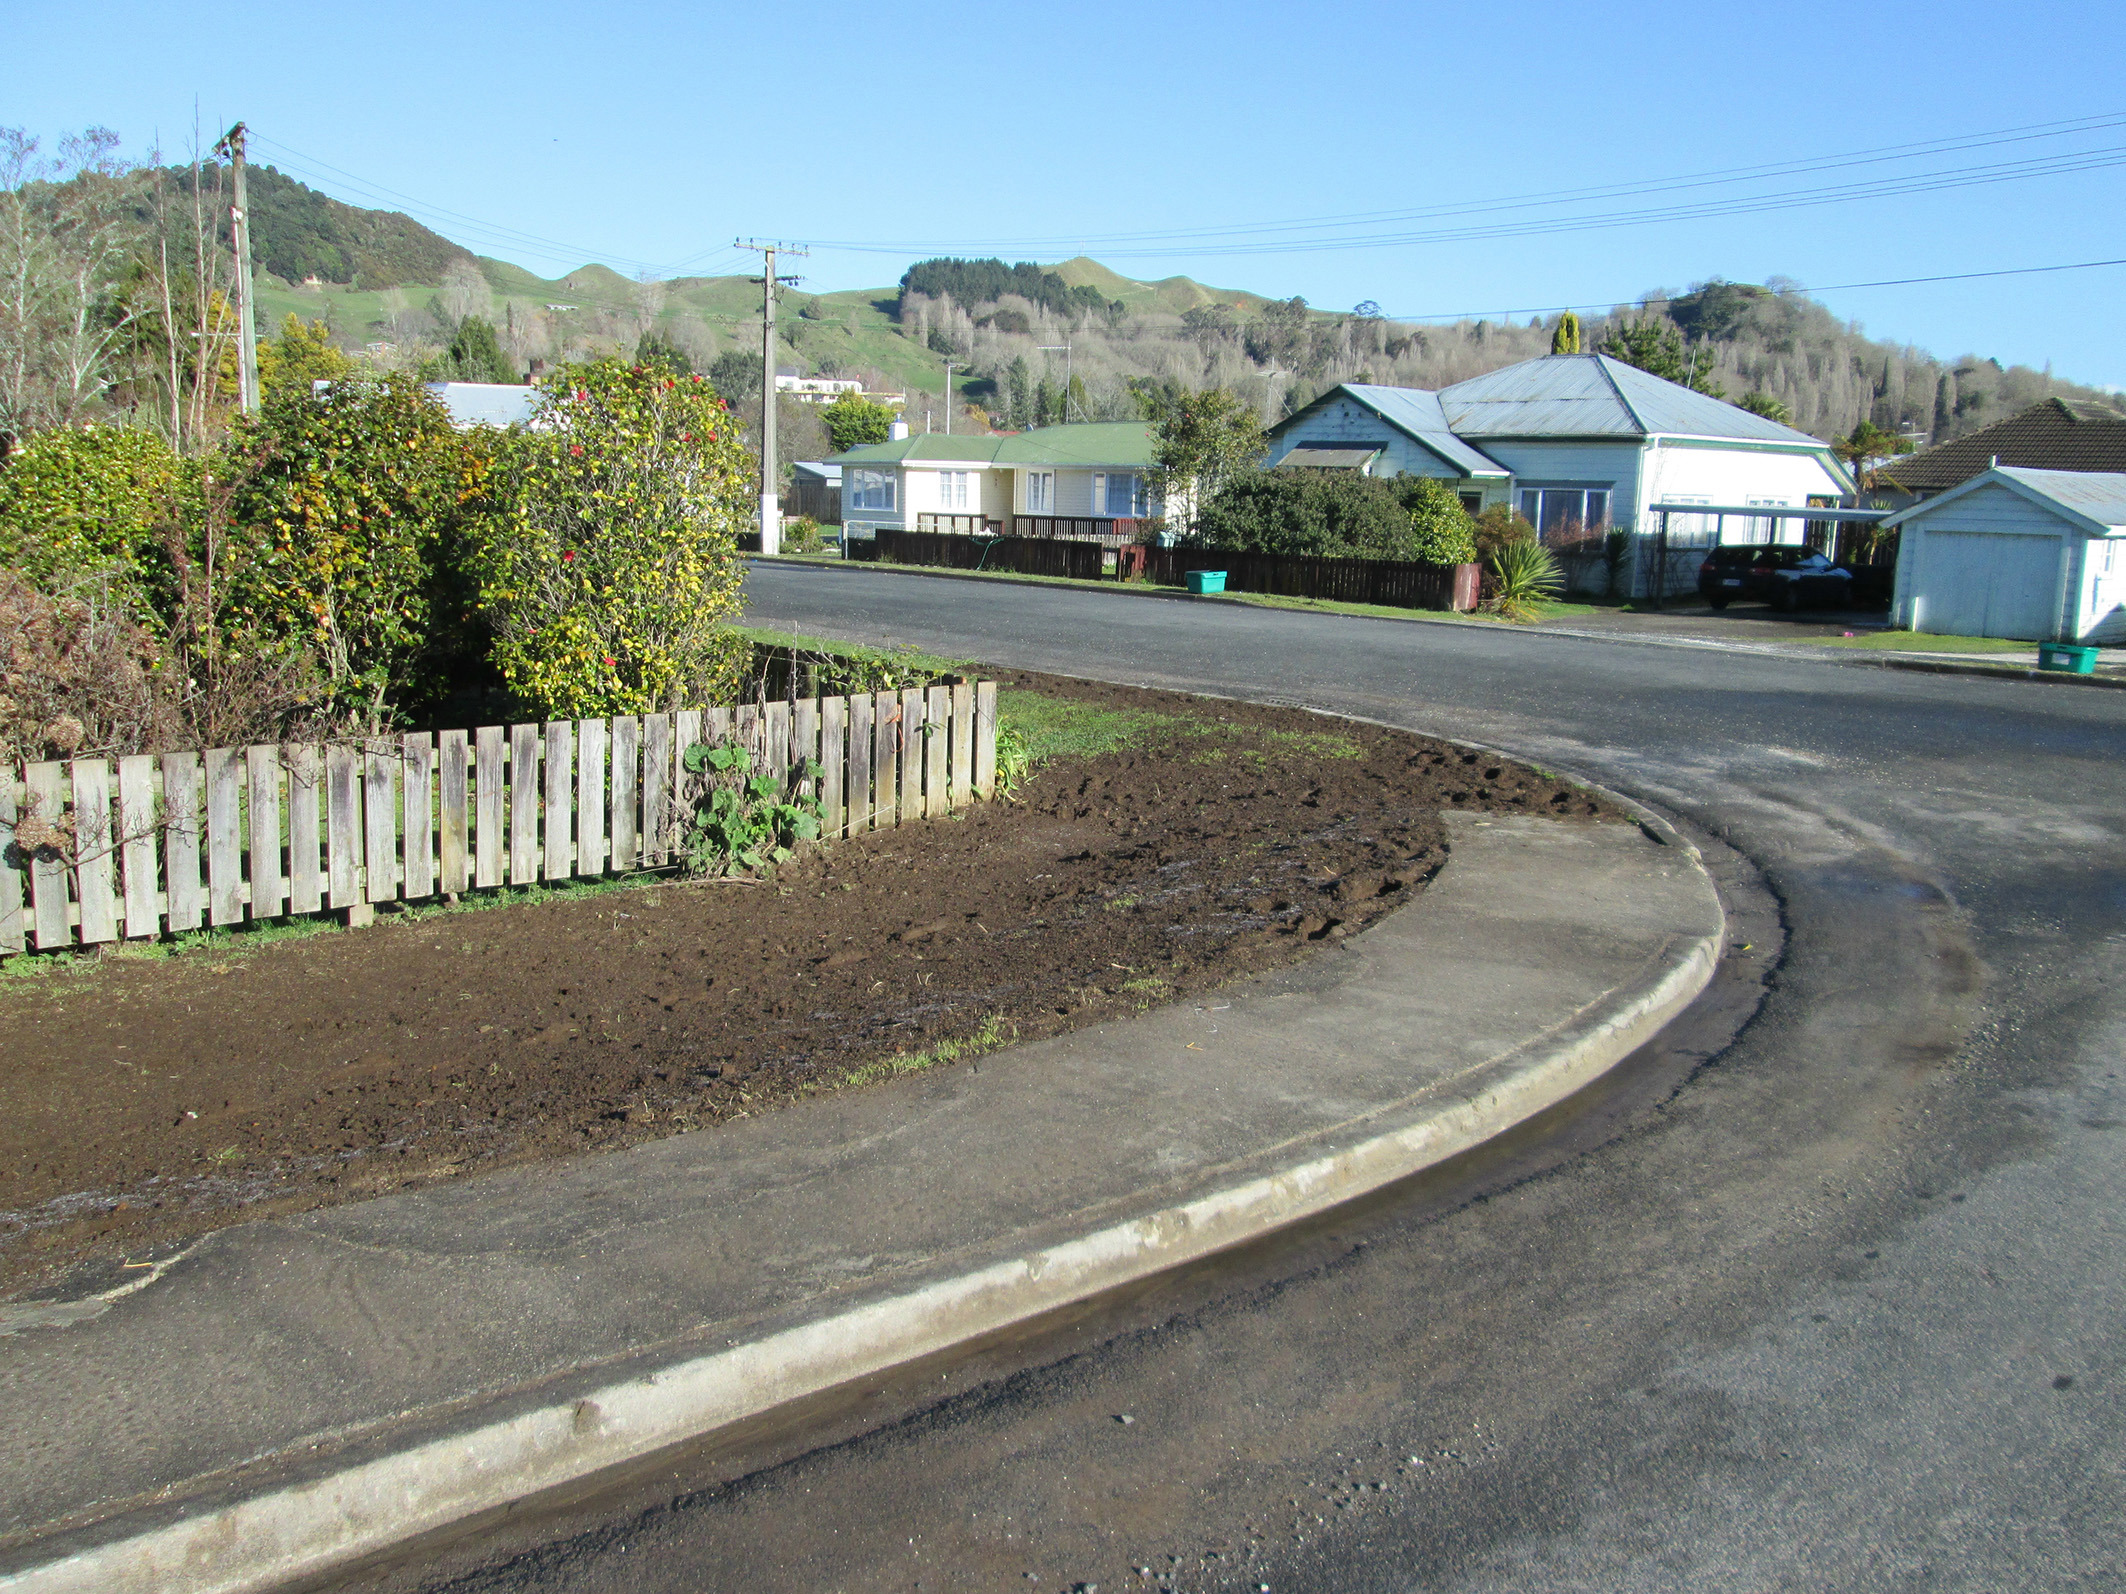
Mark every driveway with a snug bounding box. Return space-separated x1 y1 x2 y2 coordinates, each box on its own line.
354 562 2126 1594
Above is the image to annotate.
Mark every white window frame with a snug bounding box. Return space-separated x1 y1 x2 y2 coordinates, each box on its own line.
937 470 971 511
1026 470 1055 513
1097 472 1147 518
849 468 895 512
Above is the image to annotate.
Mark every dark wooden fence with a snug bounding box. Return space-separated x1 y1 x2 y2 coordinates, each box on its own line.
872 530 1480 612
876 529 1106 580
1143 548 1479 611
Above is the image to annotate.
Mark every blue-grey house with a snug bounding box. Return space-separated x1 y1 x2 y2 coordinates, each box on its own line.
1265 354 1853 594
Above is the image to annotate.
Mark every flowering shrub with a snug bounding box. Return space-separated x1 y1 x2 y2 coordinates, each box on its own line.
477 359 751 718
227 372 493 722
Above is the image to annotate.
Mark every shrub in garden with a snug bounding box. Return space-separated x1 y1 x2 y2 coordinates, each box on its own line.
1471 503 1536 561
478 359 752 719
1404 477 1478 564
227 372 493 725
1196 470 1473 563
1485 539 1563 623
0 424 188 594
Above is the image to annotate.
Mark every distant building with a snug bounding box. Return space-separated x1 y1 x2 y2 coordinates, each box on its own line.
826 421 1159 542
776 373 906 408
787 462 842 523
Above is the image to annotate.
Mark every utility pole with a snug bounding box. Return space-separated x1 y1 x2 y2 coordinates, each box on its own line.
941 359 961 435
215 122 260 414
1037 343 1072 421
736 239 807 555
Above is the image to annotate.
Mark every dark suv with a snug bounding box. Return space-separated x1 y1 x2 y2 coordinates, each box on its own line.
1698 545 1853 611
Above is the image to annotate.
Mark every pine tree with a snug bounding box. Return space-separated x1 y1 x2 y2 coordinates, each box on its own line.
1551 311 1582 355
1007 356 1031 430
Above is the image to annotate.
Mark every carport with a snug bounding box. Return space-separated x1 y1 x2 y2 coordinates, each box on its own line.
1644 502 1891 610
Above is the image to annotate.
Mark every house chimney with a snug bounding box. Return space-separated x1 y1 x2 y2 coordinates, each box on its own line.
889 419 910 441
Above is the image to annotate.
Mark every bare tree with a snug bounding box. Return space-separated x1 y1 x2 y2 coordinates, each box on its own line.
437 258 491 327
0 127 156 436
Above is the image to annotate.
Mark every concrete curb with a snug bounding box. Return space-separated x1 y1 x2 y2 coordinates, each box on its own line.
3 806 1723 1594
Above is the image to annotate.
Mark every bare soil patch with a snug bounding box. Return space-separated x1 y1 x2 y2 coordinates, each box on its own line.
0 673 1617 1298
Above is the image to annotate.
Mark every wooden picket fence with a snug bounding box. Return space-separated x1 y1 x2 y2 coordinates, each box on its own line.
1 682 998 956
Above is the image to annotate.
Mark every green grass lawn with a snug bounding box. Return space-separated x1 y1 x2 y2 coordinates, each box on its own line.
1815 631 2035 654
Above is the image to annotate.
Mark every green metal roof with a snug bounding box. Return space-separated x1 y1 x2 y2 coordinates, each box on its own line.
826 421 1155 469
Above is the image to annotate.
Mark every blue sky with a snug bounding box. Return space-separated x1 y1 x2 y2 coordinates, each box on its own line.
10 0 2126 386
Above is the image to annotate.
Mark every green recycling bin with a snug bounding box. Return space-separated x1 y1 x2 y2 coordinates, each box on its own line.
1185 570 1228 595
2038 642 2099 675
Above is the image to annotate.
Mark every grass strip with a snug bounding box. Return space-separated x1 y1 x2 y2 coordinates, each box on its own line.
1813 630 2040 654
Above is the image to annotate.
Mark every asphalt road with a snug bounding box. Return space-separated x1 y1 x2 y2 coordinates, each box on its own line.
344 566 2126 1594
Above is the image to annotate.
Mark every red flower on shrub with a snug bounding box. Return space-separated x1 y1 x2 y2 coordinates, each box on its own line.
562 550 575 562
680 431 691 441
604 656 617 667
569 443 584 455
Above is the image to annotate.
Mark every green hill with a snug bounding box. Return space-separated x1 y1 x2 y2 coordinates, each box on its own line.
207 171 2111 445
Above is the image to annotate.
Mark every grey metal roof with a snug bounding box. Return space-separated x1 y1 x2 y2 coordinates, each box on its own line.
1998 467 2126 528
1280 446 1383 469
1437 354 1826 445
1885 466 2126 533
1319 385 1509 476
791 461 842 482
425 382 541 429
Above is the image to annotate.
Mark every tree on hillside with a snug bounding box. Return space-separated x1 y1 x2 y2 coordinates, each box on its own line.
1550 311 1583 355
822 391 895 452
429 316 517 383
0 126 156 436
1149 387 1265 539
257 313 353 398
635 327 694 375
1739 391 1792 424
1006 356 1031 431
708 349 759 409
1598 317 1723 396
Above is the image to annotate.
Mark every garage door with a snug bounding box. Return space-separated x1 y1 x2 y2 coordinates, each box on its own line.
1920 530 2061 639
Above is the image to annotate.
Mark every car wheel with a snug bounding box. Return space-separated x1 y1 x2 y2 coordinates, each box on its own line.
1708 596 1730 611
1771 585 1796 613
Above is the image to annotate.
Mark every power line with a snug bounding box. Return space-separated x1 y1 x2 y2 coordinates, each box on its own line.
1370 257 2126 326
248 134 673 276
803 110 2126 255
807 139 2126 260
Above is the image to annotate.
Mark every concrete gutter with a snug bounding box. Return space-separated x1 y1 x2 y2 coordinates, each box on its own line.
0 812 1722 1594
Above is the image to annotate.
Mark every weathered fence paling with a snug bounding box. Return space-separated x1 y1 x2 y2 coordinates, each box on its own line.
2 683 998 956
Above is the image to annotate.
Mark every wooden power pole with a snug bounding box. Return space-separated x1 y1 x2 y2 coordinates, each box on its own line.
215 122 260 414
736 239 807 556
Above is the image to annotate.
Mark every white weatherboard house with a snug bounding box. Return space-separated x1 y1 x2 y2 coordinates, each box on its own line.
827 421 1159 542
1265 354 1853 595
1883 467 2126 641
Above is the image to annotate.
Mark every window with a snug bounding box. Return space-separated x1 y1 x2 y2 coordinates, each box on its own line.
1097 472 1148 517
1518 486 1611 544
936 470 971 510
1026 470 1055 513
1458 491 1482 515
849 468 895 512
1654 494 1713 547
